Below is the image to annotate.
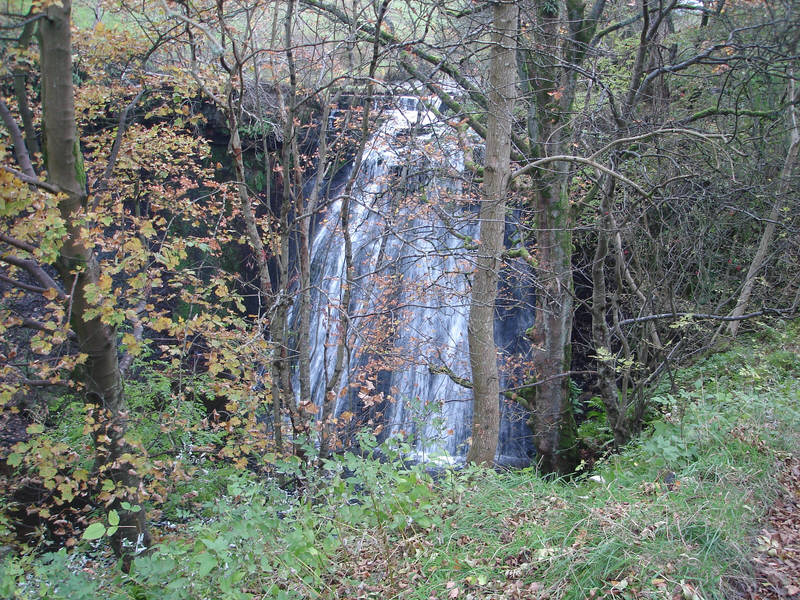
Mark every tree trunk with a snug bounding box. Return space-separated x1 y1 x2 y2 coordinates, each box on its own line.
39 0 149 562
728 73 799 337
13 19 40 160
515 0 602 474
529 177 578 473
465 0 517 466
590 176 632 447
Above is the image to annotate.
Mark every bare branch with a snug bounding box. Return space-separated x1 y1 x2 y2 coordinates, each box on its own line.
0 13 45 29
512 155 650 197
589 128 726 161
1 165 60 194
617 308 797 327
0 97 36 177
0 255 67 300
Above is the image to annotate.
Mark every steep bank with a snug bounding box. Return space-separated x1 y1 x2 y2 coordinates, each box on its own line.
2 321 798 599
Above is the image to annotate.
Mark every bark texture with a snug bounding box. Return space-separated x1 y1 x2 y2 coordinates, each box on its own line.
39 0 149 561
518 0 602 473
466 0 517 466
529 179 578 473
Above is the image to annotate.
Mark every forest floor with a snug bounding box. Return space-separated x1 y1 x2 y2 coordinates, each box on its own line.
1 321 799 599
746 455 800 599
741 319 800 599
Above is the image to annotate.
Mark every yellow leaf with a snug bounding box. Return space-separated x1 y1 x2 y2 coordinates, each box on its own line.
98 272 112 292
122 333 142 356
150 316 172 332
140 220 156 239
208 362 223 376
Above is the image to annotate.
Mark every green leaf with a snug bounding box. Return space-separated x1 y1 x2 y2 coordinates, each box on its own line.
6 453 22 468
200 537 228 554
413 514 433 529
26 423 44 435
83 522 107 540
39 465 57 480
195 552 217 577
106 525 118 536
119 501 141 512
108 510 120 527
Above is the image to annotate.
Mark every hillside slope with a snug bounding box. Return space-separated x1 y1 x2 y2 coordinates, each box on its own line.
2 321 799 599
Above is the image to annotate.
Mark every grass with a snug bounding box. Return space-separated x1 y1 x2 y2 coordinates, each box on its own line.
328 320 800 599
2 320 799 599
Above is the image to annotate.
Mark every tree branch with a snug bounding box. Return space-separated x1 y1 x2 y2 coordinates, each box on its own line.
428 363 473 389
0 13 45 29
93 88 147 194
0 232 36 254
589 128 726 161
119 297 148 375
0 255 67 300
0 97 36 178
511 155 650 197
686 105 789 123
0 272 48 294
617 307 797 327
11 316 77 340
1 165 61 194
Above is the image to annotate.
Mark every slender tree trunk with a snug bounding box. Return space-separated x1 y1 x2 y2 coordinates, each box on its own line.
516 0 602 473
297 190 314 414
728 74 799 337
296 95 333 416
320 0 391 457
520 61 580 472
465 0 517 466
39 0 149 563
14 19 40 160
275 0 307 453
590 176 632 447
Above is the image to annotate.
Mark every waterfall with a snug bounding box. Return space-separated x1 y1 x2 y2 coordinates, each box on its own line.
293 96 535 465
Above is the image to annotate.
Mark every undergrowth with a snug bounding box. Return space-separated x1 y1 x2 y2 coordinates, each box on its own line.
1 321 798 599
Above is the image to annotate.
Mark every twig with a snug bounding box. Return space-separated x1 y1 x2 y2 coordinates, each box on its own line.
617 307 796 327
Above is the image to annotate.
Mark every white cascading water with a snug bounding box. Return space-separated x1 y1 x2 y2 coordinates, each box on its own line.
295 95 535 464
